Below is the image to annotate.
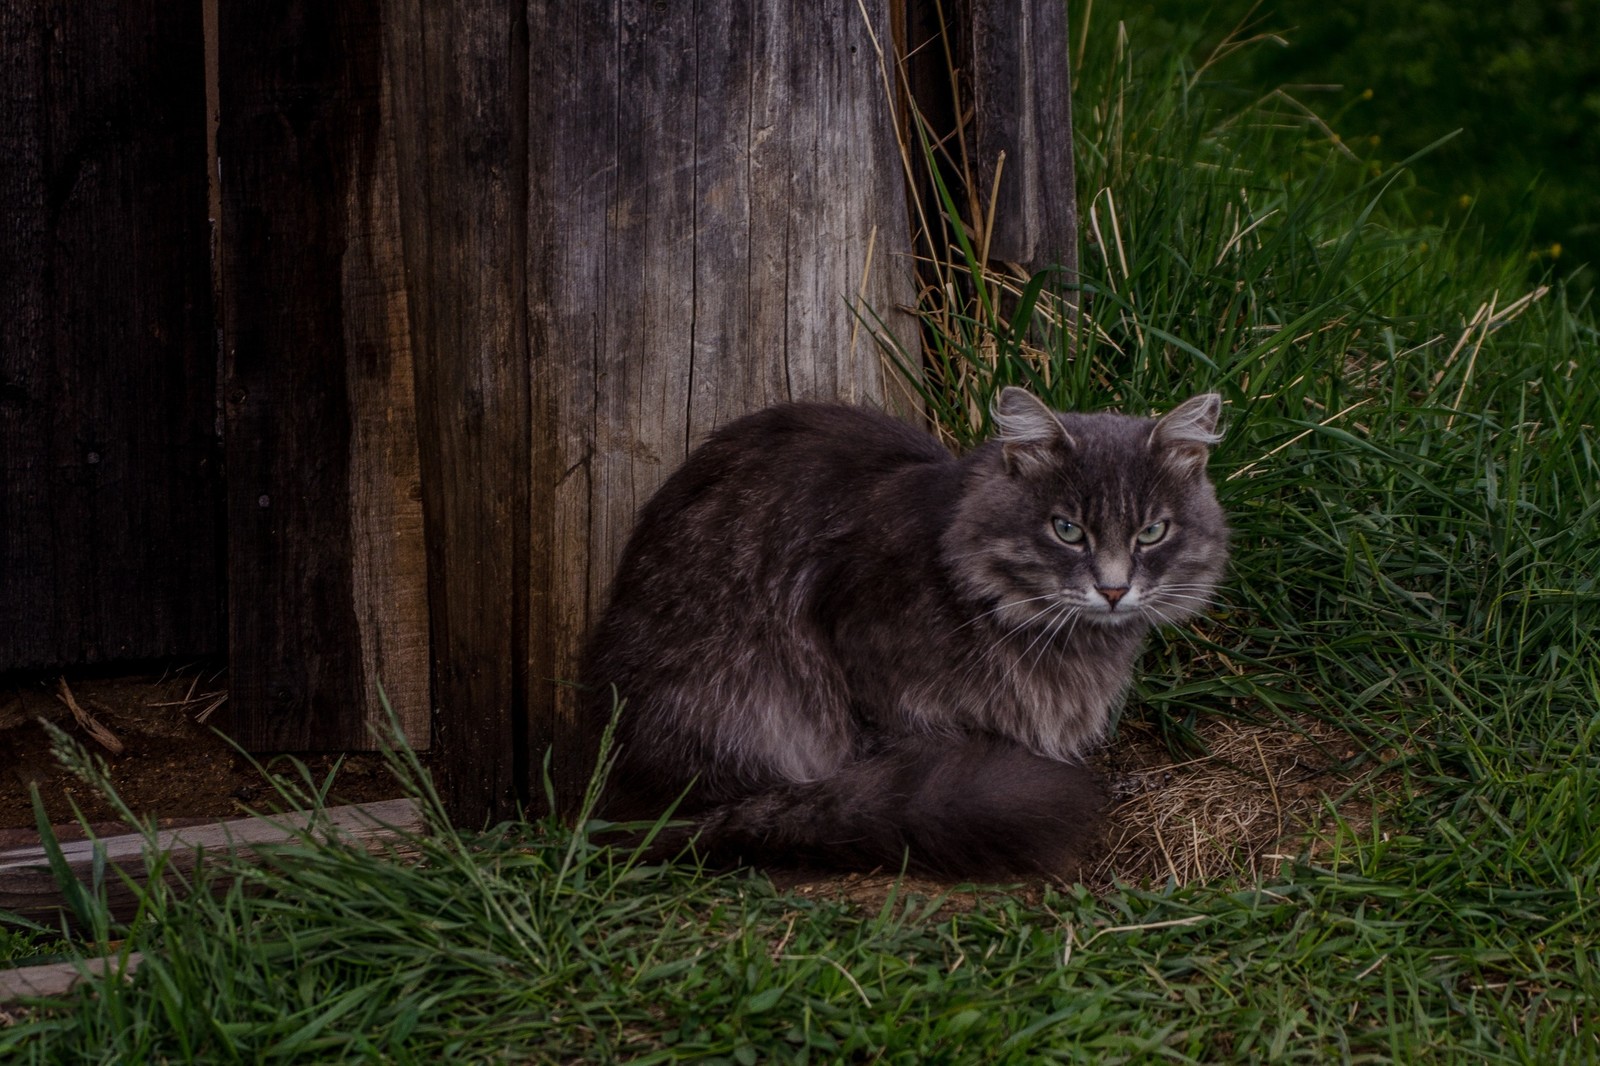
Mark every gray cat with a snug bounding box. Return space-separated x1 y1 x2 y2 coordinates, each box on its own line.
584 388 1228 878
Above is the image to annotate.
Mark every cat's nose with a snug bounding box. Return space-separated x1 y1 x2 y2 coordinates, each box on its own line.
1097 585 1129 607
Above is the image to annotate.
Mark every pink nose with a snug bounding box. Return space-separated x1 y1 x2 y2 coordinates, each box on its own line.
1097 586 1128 607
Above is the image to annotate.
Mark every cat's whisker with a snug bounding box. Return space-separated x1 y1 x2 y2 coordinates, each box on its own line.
1157 585 1223 597
997 598 1080 694
1149 592 1221 613
1142 603 1192 630
1006 606 1069 668
1014 601 1072 664
950 597 1066 697
1024 603 1082 684
953 593 1065 633
1150 594 1215 609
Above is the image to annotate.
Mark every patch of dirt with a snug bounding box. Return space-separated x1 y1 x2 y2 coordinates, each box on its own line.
0 667 413 840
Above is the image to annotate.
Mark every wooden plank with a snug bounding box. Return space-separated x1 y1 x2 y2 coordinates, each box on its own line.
968 0 1080 277
526 0 922 813
0 953 143 1003
0 798 424 923
384 0 529 823
218 1 430 751
0 0 222 671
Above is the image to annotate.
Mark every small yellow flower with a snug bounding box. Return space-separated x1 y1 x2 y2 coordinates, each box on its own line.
1457 194 1472 209
1419 242 1430 254
1362 88 1375 100
1368 134 1381 147
1550 242 1563 259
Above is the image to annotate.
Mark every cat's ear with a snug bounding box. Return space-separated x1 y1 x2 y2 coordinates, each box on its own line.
993 387 1074 476
1151 393 1223 476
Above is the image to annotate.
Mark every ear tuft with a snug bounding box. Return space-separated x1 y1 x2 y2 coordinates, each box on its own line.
992 387 1073 476
1151 393 1223 475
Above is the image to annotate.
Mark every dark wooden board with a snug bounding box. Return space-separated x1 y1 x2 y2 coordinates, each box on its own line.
383 0 530 822
969 0 1080 277
0 1 222 670
218 1 430 751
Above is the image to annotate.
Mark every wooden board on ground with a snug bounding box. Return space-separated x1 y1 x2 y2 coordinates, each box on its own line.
0 953 143 1004
0 798 424 923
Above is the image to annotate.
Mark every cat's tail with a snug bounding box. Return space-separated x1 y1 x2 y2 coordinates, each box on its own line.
660 735 1105 880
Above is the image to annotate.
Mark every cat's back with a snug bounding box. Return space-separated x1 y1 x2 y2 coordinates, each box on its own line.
701 401 945 475
635 402 950 524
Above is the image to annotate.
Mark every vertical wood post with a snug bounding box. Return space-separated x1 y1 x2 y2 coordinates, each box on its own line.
218 1 430 751
384 2 530 824
0 1 221 669
969 0 1080 278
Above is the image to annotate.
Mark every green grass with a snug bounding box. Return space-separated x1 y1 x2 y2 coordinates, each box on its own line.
5 16 1599 1064
0 927 67 968
1092 0 1599 293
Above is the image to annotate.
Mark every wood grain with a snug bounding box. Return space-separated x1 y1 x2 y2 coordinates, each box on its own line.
384 0 529 823
0 1 222 670
0 953 143 1003
527 0 922 812
969 0 1080 278
218 1 430 751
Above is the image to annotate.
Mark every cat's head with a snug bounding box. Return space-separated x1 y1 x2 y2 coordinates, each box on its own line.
945 388 1230 634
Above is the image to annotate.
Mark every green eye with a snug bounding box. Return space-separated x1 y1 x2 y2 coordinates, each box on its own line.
1135 520 1169 545
1052 518 1086 545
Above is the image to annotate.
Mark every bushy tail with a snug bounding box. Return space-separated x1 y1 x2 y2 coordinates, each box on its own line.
668 735 1105 880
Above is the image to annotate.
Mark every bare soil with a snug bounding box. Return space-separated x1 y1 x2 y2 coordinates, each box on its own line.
0 666 409 846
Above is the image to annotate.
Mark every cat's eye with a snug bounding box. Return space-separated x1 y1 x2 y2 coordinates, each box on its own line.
1052 517 1086 545
1135 520 1169 546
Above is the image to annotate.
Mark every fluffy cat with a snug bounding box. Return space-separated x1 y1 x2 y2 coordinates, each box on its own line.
583 388 1228 879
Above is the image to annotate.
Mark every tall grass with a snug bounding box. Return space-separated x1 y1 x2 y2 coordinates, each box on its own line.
4 15 1598 1063
887 17 1599 758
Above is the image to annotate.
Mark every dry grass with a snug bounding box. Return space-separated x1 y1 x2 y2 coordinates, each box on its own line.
762 713 1361 915
1095 713 1358 887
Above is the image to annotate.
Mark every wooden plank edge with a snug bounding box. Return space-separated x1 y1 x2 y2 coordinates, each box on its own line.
0 797 426 921
0 952 144 1003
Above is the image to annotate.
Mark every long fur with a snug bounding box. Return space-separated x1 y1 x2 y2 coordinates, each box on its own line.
585 392 1228 878
679 735 1106 879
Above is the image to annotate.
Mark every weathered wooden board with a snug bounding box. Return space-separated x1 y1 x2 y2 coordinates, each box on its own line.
0 798 424 924
218 1 430 751
526 0 923 813
969 0 1080 277
383 0 529 821
0 1 222 670
0 952 143 1003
